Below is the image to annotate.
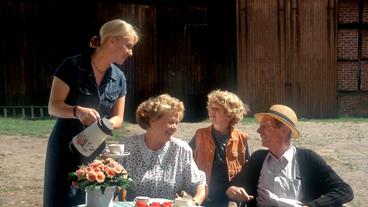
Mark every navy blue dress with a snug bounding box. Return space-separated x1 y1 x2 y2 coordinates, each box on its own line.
43 50 127 207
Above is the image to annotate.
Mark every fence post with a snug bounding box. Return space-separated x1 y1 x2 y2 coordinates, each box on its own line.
22 108 25 118
31 105 34 119
40 107 44 117
3 107 7 118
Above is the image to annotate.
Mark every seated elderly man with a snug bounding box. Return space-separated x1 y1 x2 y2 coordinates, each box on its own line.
226 104 353 207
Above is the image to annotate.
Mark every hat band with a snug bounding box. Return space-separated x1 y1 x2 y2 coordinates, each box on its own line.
269 109 296 127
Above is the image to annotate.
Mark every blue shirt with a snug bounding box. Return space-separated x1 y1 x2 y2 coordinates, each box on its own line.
54 51 127 117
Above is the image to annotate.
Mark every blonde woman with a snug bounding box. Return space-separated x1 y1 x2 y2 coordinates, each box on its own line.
119 94 207 205
44 19 139 206
189 89 250 207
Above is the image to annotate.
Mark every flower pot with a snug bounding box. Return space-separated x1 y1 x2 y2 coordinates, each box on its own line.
85 186 115 207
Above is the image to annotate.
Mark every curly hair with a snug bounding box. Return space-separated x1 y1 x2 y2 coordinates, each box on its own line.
207 89 249 126
136 94 185 130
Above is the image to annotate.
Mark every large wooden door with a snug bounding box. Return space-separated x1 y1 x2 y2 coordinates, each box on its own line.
237 0 337 118
157 6 210 120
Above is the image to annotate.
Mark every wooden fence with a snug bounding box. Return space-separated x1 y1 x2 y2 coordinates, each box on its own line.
0 106 49 119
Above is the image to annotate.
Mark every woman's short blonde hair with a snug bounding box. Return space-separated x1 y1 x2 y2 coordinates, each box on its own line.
100 19 139 44
207 89 249 126
89 19 139 48
136 94 185 130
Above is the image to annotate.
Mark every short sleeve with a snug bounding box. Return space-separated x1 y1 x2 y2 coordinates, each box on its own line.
182 145 206 194
53 57 76 87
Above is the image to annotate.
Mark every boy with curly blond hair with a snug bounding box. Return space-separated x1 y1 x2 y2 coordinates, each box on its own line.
189 89 251 207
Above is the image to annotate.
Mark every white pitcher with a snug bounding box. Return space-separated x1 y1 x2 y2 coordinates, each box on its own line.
71 117 113 157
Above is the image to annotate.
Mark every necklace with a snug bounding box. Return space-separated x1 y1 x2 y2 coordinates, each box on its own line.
91 60 107 86
91 60 106 75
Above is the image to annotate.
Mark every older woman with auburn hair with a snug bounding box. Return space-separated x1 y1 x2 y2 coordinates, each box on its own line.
118 94 207 205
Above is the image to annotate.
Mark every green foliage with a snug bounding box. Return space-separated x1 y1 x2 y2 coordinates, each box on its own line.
0 118 133 139
0 118 56 138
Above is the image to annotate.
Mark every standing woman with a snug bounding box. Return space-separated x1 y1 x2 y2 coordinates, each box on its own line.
43 19 139 207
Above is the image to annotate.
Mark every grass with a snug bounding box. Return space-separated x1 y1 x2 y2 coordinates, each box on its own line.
0 118 56 138
0 117 136 140
0 117 367 138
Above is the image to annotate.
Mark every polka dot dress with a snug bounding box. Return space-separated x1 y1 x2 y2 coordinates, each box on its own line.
118 134 206 200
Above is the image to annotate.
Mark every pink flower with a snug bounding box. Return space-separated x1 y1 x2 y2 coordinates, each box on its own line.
106 169 116 177
76 169 86 179
91 161 102 168
102 165 109 172
93 167 101 173
87 171 97 182
76 137 85 145
114 165 123 173
96 172 105 183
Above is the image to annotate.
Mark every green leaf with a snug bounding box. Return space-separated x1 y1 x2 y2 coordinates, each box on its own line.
68 172 78 182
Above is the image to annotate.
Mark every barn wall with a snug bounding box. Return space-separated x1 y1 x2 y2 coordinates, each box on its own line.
237 0 337 118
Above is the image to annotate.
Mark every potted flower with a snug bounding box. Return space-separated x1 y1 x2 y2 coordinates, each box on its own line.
69 157 133 207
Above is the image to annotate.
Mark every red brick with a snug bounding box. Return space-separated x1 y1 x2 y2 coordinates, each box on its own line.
338 0 359 23
362 31 368 58
361 63 368 91
337 62 358 91
363 1 368 23
338 95 368 116
337 29 359 59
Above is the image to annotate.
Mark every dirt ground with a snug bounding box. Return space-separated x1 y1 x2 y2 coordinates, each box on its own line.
0 121 367 207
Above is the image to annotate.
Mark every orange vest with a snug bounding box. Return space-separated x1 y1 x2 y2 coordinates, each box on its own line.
192 125 248 184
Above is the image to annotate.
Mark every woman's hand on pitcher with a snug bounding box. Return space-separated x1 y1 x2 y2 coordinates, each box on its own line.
75 105 100 126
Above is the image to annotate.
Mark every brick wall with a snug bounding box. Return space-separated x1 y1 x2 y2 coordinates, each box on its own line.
338 0 368 116
338 95 368 116
363 0 368 23
337 29 359 59
338 0 359 23
337 62 358 91
362 30 368 58
361 63 368 91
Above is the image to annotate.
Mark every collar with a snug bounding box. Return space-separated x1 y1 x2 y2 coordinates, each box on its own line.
268 145 296 163
229 127 240 141
78 49 118 82
109 63 121 81
138 134 170 166
209 125 239 141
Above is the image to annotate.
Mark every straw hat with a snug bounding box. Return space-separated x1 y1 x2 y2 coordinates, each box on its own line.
254 104 300 138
